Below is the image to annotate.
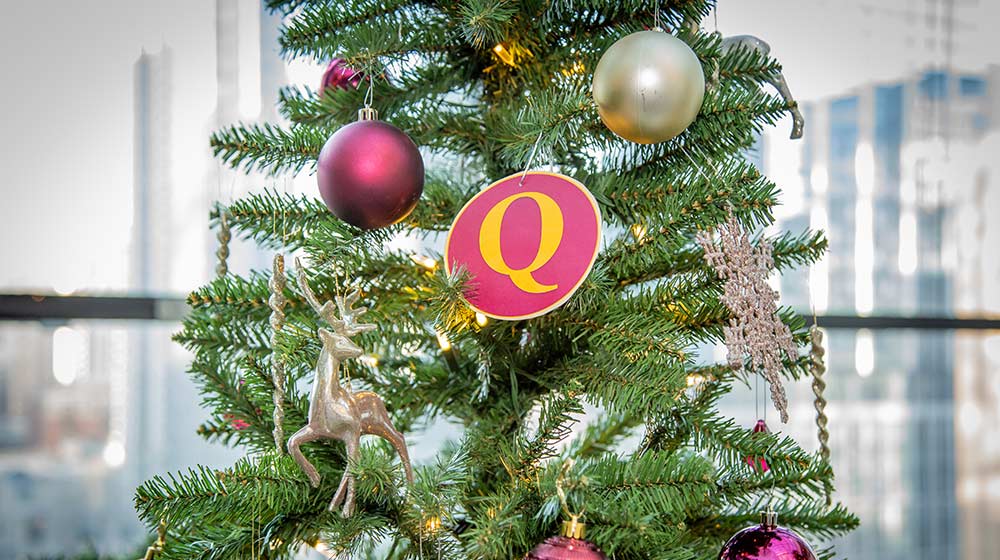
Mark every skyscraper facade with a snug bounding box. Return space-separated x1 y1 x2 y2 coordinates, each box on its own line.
0 2 290 558
761 66 999 560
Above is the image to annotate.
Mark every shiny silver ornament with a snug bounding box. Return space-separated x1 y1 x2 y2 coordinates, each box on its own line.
718 35 804 139
287 259 413 517
685 13 805 140
592 29 705 144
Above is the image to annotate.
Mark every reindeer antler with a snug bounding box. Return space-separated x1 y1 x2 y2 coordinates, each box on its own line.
334 290 377 337
295 258 376 337
295 257 341 328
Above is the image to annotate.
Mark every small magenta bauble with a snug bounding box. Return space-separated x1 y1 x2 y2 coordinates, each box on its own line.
525 517 608 560
320 58 363 93
745 419 770 473
316 107 424 229
592 29 705 144
718 511 817 560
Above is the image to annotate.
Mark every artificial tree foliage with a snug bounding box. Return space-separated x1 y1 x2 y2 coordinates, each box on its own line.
135 1 857 558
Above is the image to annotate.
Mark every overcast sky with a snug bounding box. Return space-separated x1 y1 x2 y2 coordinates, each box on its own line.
1 0 998 293
0 0 218 292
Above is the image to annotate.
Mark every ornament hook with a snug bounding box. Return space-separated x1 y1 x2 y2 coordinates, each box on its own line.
519 130 545 187
364 72 374 108
359 73 378 121
760 509 778 530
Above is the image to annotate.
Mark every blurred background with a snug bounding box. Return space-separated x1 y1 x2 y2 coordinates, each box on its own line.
1 0 998 558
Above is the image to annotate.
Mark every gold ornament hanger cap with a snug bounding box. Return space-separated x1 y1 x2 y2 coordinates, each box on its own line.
562 515 586 539
556 460 586 538
358 106 378 121
760 510 778 530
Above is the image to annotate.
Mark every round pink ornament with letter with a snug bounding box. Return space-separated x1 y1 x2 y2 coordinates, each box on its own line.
445 171 602 320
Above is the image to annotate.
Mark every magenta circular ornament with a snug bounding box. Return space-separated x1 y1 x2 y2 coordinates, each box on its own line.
525 518 608 560
745 419 770 473
316 110 424 229
525 536 608 560
718 512 816 560
320 58 363 93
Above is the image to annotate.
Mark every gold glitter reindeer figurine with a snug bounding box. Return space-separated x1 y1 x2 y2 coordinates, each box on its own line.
288 259 413 516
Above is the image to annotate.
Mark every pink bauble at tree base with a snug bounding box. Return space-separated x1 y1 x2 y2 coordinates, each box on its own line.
525 536 608 560
718 512 817 560
316 109 424 229
526 518 608 560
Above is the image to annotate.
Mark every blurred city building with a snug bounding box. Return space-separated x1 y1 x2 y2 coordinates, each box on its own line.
758 65 1000 560
0 2 285 557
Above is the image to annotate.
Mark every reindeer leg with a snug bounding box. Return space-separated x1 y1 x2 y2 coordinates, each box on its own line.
287 425 323 488
329 470 350 511
328 434 353 512
333 436 360 517
383 427 413 484
358 394 414 485
765 72 805 139
329 432 360 514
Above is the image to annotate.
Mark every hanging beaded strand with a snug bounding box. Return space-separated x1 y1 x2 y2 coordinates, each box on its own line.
269 254 287 452
269 181 292 454
215 204 231 278
809 322 832 504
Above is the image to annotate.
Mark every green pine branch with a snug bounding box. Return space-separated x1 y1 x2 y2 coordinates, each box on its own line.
210 122 330 175
146 0 858 557
564 409 639 459
280 2 452 64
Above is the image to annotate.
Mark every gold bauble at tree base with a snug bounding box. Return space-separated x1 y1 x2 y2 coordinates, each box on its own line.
592 29 705 144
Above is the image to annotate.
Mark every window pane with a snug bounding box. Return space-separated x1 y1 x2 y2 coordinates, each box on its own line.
0 320 241 555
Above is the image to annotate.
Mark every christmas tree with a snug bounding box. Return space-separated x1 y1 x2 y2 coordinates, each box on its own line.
134 1 858 558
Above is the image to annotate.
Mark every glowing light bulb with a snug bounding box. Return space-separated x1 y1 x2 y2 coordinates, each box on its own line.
475 312 488 327
493 43 516 66
410 254 438 270
424 516 443 533
560 60 585 76
436 331 452 352
630 223 647 241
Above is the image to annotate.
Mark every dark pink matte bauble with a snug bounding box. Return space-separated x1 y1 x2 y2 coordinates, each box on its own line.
718 522 817 560
320 59 363 93
316 120 424 229
525 536 608 560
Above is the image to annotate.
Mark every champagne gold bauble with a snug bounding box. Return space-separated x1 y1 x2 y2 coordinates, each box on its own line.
592 30 705 144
